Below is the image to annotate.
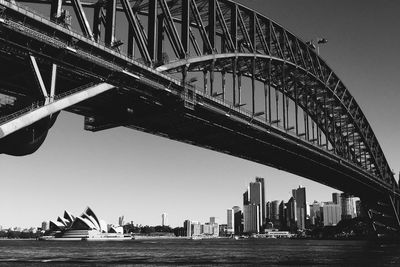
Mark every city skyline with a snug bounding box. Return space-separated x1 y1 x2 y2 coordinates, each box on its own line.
1 0 399 229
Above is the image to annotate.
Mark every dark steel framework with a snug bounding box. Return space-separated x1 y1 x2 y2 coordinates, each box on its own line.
0 0 398 236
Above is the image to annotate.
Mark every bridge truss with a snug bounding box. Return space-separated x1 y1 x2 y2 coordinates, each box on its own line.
0 0 399 236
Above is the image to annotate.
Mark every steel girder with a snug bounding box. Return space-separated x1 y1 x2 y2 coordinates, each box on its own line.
3 0 396 190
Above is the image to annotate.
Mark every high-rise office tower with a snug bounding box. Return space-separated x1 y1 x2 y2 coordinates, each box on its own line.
161 213 168 226
249 181 263 227
266 201 271 220
210 217 217 224
279 200 286 229
271 200 280 228
183 220 191 237
341 193 356 220
285 197 297 231
227 209 234 234
323 202 342 226
243 190 249 205
243 204 259 233
255 177 266 225
232 206 243 235
332 193 341 205
309 201 322 226
292 186 306 230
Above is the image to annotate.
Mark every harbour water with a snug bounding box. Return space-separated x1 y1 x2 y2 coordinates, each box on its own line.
1 238 400 266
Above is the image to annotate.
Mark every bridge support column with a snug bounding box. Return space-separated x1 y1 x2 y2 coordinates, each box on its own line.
50 0 62 21
29 55 49 103
50 63 57 102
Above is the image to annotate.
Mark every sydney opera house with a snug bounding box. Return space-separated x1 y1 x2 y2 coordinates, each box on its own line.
44 207 127 240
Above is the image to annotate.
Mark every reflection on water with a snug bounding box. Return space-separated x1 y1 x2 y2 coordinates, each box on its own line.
0 239 400 266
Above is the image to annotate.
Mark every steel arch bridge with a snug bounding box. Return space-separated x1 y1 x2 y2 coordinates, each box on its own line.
0 0 398 236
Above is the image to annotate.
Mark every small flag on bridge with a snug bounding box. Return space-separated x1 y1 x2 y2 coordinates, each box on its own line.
317 38 328 44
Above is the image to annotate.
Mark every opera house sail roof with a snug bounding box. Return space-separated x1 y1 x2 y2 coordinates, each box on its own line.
46 207 125 240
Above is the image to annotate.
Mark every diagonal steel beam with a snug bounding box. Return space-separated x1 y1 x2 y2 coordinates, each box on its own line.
255 15 269 55
215 0 234 52
121 0 151 63
0 83 115 139
159 0 185 59
29 55 48 98
237 8 254 53
70 0 94 40
191 0 213 54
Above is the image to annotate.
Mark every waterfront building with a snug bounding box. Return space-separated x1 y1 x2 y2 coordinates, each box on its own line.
243 204 259 234
355 200 366 218
341 193 357 220
270 200 280 228
255 177 266 225
292 186 306 230
46 207 124 239
323 202 342 226
210 217 217 224
191 221 201 236
212 222 219 236
203 223 212 235
219 224 228 236
266 201 271 221
233 207 243 235
332 193 341 205
309 201 323 226
227 209 234 235
183 220 191 237
285 197 297 232
249 181 263 227
243 190 249 205
161 213 168 226
279 201 286 230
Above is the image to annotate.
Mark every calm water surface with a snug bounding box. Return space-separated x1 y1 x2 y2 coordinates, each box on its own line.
0 238 400 266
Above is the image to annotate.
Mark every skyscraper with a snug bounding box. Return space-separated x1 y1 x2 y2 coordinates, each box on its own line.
286 197 297 232
232 206 243 235
183 220 191 237
161 213 168 226
266 201 271 221
227 209 234 235
271 200 280 228
255 177 266 225
243 190 249 205
309 201 322 226
332 193 341 205
292 186 306 230
243 204 259 233
323 202 342 226
249 181 263 227
340 193 356 220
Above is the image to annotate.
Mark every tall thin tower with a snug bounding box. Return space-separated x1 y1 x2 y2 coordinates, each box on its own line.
255 177 266 225
161 213 168 226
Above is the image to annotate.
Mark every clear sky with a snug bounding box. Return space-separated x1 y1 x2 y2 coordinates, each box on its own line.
1 0 399 229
